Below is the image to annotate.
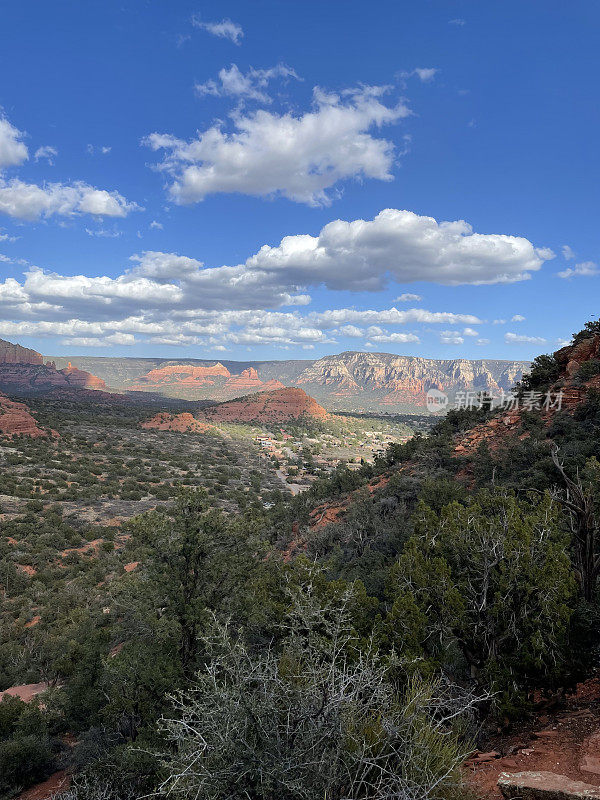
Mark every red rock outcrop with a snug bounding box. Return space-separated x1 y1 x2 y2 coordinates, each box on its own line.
59 362 107 390
141 412 214 433
200 387 328 424
453 333 600 459
135 363 231 389
0 362 106 395
224 367 285 393
0 338 43 366
133 363 287 400
0 682 49 703
0 393 47 437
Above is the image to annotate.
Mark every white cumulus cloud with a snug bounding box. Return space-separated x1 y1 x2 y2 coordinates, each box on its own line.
558 261 599 279
0 179 138 220
143 86 409 206
440 331 464 345
34 145 58 165
247 208 551 288
0 117 28 168
394 292 422 302
0 113 136 221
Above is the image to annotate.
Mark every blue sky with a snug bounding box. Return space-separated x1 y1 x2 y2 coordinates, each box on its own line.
0 0 597 362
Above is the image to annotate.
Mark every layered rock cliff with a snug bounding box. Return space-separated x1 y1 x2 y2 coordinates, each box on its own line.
52 350 532 413
0 363 107 395
0 338 43 366
294 352 529 410
132 362 285 400
0 339 106 395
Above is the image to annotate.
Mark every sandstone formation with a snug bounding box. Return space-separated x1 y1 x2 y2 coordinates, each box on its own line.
141 412 213 433
132 362 286 401
0 393 47 437
200 387 328 424
136 363 231 388
294 352 529 409
0 362 106 395
0 338 43 366
59 362 107 390
224 367 285 393
61 352 530 412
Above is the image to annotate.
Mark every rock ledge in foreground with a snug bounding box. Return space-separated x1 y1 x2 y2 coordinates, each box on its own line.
498 771 600 800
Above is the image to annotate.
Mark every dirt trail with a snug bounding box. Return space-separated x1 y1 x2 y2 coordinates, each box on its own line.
466 679 600 798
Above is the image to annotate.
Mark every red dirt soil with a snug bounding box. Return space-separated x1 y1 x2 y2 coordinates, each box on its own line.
16 770 71 800
0 682 49 703
466 678 600 799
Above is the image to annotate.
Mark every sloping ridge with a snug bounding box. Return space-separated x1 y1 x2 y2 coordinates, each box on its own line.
454 333 600 458
199 387 328 424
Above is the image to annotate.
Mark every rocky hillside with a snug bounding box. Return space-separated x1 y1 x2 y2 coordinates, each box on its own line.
0 362 107 396
51 351 530 412
199 387 328 424
0 393 48 437
454 331 600 458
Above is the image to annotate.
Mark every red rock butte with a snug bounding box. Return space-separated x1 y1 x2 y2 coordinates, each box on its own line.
0 338 43 366
200 387 328 424
58 362 107 390
0 338 106 394
139 363 232 386
133 362 285 396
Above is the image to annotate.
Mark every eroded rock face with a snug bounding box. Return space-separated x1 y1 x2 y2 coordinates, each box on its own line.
0 393 47 437
224 368 286 393
0 363 106 395
59 362 107 390
135 363 231 388
498 771 600 800
201 387 328 424
0 338 43 366
134 363 287 398
296 352 530 405
140 412 213 433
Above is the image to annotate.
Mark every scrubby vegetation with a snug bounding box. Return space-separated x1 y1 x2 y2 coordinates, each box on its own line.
2 323 600 800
